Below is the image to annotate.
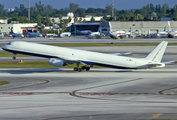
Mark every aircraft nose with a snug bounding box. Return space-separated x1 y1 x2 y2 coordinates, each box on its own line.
1 45 7 50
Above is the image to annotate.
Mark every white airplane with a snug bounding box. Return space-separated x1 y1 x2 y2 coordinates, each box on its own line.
1 41 176 72
46 34 57 37
59 28 71 38
87 28 102 38
156 26 168 37
77 30 92 35
59 32 71 38
89 31 100 37
109 22 126 39
109 30 126 39
126 27 131 36
167 21 177 38
150 27 168 38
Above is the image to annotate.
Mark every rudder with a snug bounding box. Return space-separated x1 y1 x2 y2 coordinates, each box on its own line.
145 41 168 62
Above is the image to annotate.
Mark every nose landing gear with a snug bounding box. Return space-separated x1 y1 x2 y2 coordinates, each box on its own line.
12 53 16 60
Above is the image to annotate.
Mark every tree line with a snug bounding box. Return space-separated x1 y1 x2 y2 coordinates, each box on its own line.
0 1 177 25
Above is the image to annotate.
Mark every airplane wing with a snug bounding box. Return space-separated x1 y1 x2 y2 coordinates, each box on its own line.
109 52 132 56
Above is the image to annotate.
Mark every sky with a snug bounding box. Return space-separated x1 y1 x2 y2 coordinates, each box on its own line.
1 0 176 10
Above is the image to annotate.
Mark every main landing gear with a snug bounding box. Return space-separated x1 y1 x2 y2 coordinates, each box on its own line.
73 66 90 72
12 53 16 60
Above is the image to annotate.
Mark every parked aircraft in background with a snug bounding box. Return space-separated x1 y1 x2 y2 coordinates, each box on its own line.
46 34 58 37
26 30 42 38
109 30 126 39
125 27 137 38
89 31 100 37
126 27 132 36
87 28 102 38
11 29 24 39
2 41 175 72
150 27 168 38
76 30 92 35
59 28 71 37
156 26 168 37
167 21 177 38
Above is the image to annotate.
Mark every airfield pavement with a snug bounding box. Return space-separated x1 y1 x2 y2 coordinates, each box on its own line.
0 36 177 119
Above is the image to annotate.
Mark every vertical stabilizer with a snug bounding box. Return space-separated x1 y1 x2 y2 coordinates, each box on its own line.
168 21 171 32
145 41 168 62
164 26 166 31
109 22 112 31
68 27 71 33
11 28 14 34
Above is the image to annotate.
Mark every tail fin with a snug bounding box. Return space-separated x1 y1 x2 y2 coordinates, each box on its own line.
68 27 71 33
164 26 166 31
11 28 14 34
109 22 112 31
168 21 171 32
97 27 100 32
145 41 168 62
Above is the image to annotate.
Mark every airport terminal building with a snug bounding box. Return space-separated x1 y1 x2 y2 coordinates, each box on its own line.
71 21 177 35
1 20 177 36
0 22 37 35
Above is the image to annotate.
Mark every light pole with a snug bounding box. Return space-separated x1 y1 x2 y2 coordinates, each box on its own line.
28 0 30 21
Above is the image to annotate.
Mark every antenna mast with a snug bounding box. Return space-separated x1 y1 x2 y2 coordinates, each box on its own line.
28 0 30 21
112 0 114 18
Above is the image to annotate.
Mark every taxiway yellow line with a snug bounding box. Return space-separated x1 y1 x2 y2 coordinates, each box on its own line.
152 113 163 118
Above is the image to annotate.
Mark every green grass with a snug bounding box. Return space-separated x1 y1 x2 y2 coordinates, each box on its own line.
0 52 29 57
0 81 10 85
0 61 105 68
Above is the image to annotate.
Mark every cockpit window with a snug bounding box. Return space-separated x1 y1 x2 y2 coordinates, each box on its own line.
6 42 11 45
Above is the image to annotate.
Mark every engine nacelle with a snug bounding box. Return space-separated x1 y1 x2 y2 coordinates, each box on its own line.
49 58 65 67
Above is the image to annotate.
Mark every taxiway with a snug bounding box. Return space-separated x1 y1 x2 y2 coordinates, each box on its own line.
0 66 177 119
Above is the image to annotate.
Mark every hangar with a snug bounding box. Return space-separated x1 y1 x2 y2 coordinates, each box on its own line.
70 21 109 35
70 21 177 35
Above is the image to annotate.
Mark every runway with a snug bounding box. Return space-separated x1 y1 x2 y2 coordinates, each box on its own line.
0 66 177 119
0 36 177 44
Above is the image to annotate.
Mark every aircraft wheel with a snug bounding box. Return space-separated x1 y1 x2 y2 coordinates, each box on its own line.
12 56 16 60
73 67 78 71
86 67 90 71
81 66 86 70
78 68 82 72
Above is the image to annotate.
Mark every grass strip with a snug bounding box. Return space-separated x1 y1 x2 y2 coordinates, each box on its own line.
0 81 10 85
0 52 29 57
0 61 105 68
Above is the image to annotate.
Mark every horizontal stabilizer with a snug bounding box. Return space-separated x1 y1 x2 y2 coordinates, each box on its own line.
162 61 177 65
147 63 165 68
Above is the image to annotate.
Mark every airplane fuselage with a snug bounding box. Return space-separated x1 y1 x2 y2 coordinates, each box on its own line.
1 41 156 69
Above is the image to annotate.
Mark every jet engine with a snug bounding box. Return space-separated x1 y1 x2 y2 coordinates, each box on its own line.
49 58 65 67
